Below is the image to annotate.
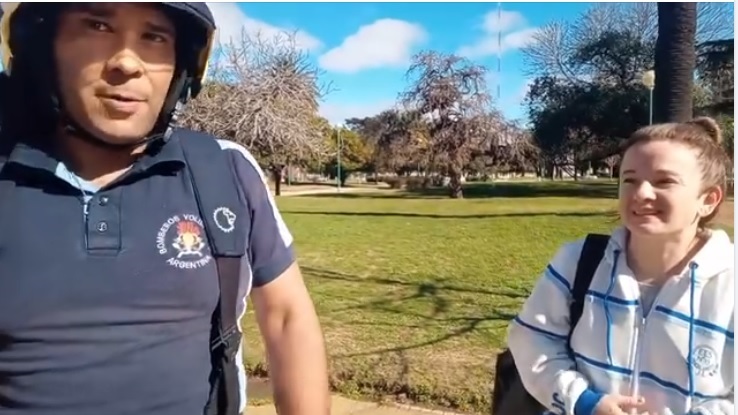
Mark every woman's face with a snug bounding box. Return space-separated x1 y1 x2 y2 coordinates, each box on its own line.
618 139 720 238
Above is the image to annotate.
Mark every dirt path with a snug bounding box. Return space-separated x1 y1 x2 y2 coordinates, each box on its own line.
248 396 465 415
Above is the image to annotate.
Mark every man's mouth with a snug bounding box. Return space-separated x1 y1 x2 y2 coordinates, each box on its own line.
101 93 144 103
98 93 146 115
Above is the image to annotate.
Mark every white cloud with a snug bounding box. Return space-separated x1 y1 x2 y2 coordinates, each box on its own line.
457 9 538 58
482 9 526 33
513 79 534 104
318 19 428 74
206 2 322 51
319 99 399 126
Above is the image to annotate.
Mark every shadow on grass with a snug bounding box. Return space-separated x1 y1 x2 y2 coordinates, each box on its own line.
284 210 613 220
303 266 521 359
299 181 619 200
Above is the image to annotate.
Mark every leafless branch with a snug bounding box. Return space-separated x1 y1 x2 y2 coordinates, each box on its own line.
179 29 334 170
522 2 733 82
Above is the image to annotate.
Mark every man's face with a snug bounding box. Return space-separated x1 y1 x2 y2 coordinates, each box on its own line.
54 3 177 144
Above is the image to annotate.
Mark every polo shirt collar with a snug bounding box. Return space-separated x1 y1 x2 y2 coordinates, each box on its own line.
5 135 186 174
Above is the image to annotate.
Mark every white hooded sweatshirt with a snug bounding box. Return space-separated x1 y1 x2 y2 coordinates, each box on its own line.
507 227 734 415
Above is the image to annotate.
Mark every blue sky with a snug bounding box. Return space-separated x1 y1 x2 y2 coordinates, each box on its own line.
208 2 593 125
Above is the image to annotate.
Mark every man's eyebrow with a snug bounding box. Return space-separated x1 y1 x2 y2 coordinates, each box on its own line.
67 3 114 18
144 21 175 36
64 4 175 36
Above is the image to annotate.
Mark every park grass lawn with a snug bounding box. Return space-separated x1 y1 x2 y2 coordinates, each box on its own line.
240 181 734 414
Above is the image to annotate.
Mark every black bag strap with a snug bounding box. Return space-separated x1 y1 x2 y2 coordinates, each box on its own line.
567 233 610 351
177 128 246 341
176 129 247 415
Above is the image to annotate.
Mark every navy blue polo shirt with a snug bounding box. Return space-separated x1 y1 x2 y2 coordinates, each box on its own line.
0 134 295 415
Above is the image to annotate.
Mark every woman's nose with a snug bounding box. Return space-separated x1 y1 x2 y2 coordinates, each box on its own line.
634 181 656 201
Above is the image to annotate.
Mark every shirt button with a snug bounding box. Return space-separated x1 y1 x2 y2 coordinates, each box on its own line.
99 196 109 206
96 221 108 233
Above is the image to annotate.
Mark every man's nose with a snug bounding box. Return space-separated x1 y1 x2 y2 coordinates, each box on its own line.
105 34 145 77
106 51 144 77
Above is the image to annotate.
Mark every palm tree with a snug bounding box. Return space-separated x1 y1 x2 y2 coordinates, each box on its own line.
654 3 697 123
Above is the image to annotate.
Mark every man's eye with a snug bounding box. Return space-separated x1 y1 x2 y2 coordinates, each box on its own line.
143 32 168 43
83 19 111 32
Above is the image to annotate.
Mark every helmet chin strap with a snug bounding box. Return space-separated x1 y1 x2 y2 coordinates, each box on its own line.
60 113 164 151
56 72 188 152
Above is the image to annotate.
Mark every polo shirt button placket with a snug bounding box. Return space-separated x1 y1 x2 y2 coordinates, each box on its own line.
85 189 122 253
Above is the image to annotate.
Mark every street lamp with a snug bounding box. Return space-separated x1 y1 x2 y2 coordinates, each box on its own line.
336 127 343 193
641 70 655 125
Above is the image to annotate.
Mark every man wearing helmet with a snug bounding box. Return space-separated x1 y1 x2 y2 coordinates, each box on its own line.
0 3 330 415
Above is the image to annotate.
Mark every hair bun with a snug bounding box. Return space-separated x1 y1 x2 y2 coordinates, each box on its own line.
689 116 723 145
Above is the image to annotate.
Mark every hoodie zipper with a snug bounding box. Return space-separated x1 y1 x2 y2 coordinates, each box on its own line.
629 305 646 400
629 276 675 399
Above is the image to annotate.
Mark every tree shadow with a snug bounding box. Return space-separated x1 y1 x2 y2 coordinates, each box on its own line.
303 266 523 360
283 210 614 220
299 181 619 200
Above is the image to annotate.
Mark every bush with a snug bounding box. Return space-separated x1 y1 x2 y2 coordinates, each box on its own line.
383 177 406 189
405 177 427 191
379 176 430 190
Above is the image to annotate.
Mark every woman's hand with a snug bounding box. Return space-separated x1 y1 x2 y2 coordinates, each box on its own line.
594 394 648 415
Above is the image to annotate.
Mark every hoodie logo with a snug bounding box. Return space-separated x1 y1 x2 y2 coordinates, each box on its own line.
692 345 719 377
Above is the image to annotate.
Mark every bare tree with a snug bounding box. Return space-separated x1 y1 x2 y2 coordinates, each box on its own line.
179 30 331 195
401 51 492 198
602 154 621 179
523 2 733 84
487 117 540 176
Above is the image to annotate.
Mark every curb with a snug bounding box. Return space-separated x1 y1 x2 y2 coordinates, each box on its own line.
385 402 470 415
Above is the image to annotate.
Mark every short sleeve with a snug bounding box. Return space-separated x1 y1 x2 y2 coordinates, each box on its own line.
219 140 296 287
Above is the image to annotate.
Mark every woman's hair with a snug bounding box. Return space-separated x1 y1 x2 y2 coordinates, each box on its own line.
621 117 730 227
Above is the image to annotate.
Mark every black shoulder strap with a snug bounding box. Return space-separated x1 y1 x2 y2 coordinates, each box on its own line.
175 129 247 415
567 233 610 350
177 129 246 258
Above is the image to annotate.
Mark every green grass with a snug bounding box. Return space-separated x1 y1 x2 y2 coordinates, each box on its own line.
240 181 733 413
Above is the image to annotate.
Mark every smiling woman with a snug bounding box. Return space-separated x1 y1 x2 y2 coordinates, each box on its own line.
504 116 734 415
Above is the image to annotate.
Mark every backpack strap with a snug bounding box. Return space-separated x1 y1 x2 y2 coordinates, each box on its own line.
567 233 610 351
175 129 247 415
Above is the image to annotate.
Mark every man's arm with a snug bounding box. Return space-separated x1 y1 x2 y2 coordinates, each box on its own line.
221 141 330 415
251 263 330 415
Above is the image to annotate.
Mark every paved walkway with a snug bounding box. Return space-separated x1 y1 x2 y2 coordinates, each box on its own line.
247 395 463 415
278 186 393 197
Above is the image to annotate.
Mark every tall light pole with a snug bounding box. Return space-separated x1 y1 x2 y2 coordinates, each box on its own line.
336 127 343 192
641 70 655 125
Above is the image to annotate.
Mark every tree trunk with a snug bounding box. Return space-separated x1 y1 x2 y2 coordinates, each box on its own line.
271 167 283 196
654 3 697 123
448 162 464 199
